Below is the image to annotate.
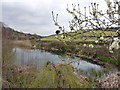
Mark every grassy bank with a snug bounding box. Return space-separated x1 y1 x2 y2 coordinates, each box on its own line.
3 63 93 88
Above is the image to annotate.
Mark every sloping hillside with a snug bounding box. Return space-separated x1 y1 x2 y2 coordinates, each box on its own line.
1 22 42 40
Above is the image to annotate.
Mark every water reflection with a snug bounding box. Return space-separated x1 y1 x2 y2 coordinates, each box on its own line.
13 47 64 66
62 57 102 72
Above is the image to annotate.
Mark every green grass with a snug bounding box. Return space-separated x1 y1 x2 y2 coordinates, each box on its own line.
41 30 116 42
99 56 118 64
7 64 93 88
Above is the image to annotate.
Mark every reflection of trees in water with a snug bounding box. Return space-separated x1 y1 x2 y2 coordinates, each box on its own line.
2 40 16 66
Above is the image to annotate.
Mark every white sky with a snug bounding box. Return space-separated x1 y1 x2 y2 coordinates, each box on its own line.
1 0 111 36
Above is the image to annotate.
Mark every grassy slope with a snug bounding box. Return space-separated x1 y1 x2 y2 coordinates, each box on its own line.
7 64 92 88
41 30 116 41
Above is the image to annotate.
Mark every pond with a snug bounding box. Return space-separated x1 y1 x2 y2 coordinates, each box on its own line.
11 47 117 78
13 48 102 69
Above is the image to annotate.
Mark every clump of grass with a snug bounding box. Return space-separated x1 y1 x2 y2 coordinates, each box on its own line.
6 71 36 87
56 64 92 88
82 52 90 56
46 61 53 66
99 56 118 64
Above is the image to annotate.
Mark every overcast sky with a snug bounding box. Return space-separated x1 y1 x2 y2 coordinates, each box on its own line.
1 0 109 36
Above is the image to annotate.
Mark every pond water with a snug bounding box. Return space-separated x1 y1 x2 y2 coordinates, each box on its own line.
2 44 119 88
9 47 117 78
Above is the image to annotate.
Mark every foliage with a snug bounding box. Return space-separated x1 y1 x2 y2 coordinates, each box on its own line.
52 0 120 53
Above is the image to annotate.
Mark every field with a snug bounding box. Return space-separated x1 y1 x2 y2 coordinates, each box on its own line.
41 30 117 42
